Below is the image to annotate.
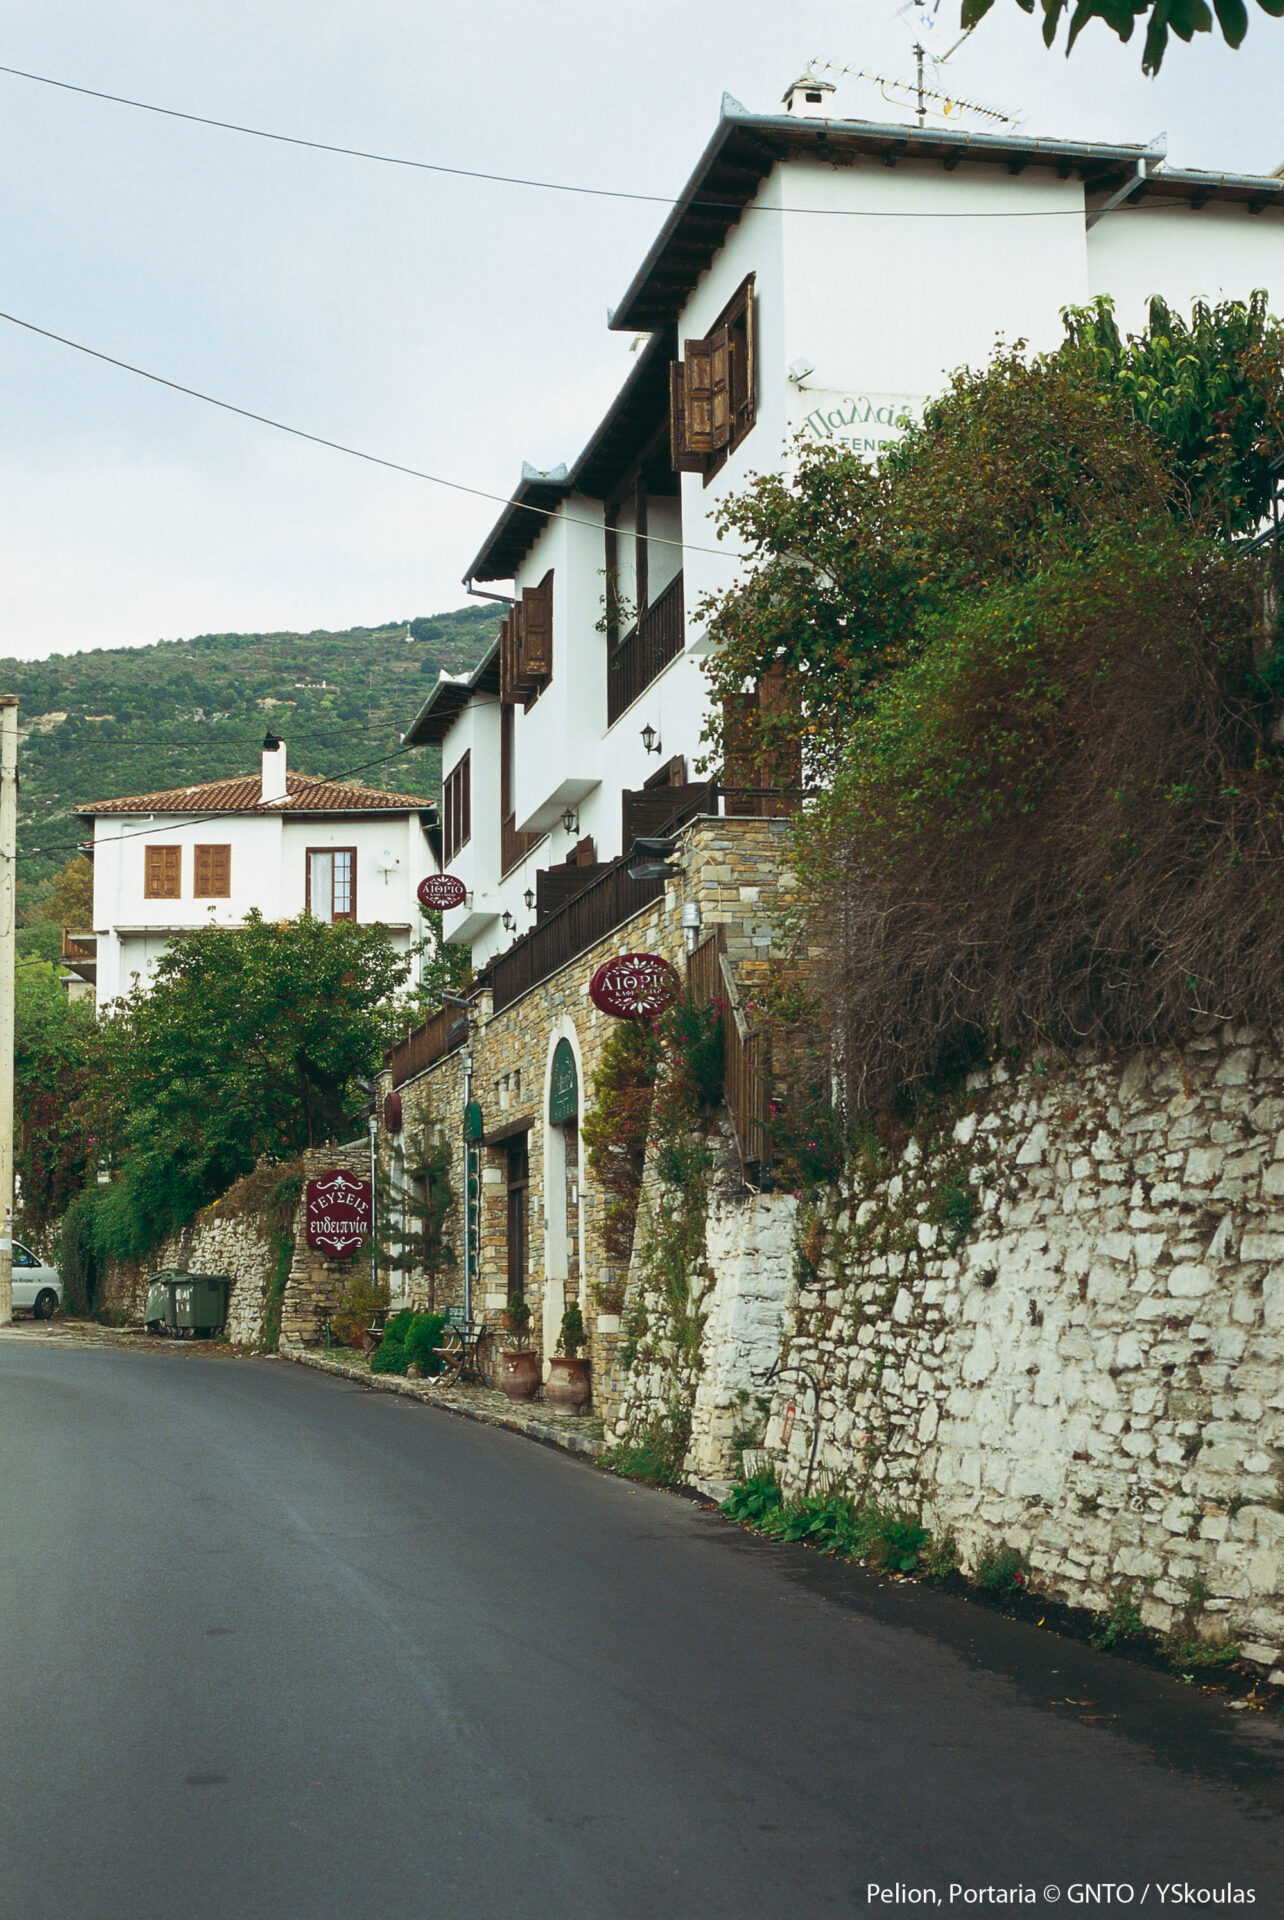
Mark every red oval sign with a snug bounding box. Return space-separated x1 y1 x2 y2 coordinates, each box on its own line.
418 874 467 911
304 1170 372 1258
383 1090 403 1134
589 952 681 1020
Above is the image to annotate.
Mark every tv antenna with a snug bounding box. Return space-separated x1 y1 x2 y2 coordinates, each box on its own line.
814 0 1021 132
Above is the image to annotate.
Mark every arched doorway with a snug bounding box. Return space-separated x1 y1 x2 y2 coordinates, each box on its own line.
543 1033 581 1361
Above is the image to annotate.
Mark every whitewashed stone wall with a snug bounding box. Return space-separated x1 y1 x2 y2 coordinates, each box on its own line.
685 1192 797 1483
761 1026 1284 1674
606 1109 797 1484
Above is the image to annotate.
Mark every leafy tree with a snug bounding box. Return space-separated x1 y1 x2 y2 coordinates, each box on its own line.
20 854 94 930
962 0 1284 72
700 294 1284 787
14 957 98 1236
697 294 1284 1109
82 913 411 1253
1063 293 1284 531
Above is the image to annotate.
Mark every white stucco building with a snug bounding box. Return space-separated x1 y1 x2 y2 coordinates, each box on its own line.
403 80 1284 971
73 736 436 1004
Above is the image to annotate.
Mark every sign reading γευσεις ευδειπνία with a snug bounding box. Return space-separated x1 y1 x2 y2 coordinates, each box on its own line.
305 1171 372 1257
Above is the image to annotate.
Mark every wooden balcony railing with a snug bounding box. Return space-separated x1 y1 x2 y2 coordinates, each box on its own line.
607 571 685 727
686 927 770 1172
386 1001 470 1089
485 855 666 1015
501 813 542 877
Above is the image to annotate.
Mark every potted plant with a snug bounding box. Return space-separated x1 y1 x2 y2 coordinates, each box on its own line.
545 1301 591 1414
498 1292 540 1402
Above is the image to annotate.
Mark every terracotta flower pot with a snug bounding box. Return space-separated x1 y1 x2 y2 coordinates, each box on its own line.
545 1356 591 1414
500 1349 541 1402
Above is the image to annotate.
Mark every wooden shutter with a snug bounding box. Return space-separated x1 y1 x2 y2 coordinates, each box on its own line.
732 279 756 438
709 325 732 449
194 844 231 898
670 361 704 473
144 844 181 900
683 338 716 456
520 570 553 684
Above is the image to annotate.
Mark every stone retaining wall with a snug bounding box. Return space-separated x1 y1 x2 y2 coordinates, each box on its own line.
744 1028 1284 1674
97 1162 297 1346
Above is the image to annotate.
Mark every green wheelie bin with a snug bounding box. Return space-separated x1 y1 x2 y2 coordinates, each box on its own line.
172 1273 233 1337
143 1269 185 1334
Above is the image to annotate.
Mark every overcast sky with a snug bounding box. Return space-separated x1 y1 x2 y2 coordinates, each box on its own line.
1 0 1280 661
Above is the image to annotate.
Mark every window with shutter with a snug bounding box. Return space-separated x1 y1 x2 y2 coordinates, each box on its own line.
500 572 553 709
669 275 756 482
520 571 553 686
144 844 181 900
443 752 471 864
194 844 231 898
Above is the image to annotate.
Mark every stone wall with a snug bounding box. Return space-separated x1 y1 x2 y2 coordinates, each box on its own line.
377 814 796 1408
98 1160 299 1346
277 1142 375 1347
734 1027 1284 1675
604 1102 798 1485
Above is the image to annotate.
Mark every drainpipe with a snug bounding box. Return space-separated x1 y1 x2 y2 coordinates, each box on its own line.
461 1048 474 1324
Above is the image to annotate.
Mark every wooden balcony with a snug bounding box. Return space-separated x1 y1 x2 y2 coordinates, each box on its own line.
485 857 666 1015
61 928 97 987
686 927 769 1172
607 571 685 727
386 1002 470 1089
501 813 543 878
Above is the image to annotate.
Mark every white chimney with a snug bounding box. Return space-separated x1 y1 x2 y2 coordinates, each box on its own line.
261 731 287 804
782 66 837 119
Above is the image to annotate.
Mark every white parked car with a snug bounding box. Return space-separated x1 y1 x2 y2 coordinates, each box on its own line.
12 1242 61 1319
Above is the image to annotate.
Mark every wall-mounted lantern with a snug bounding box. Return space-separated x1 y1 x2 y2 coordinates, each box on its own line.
641 723 662 755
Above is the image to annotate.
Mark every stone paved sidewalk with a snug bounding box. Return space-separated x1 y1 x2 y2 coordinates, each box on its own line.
282 1344 607 1460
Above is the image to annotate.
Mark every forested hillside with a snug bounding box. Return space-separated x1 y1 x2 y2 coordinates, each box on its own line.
7 603 499 888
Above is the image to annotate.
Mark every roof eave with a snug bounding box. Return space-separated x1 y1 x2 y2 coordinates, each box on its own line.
402 637 501 747
609 109 1284 331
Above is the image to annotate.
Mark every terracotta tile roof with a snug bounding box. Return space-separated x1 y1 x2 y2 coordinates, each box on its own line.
76 770 434 817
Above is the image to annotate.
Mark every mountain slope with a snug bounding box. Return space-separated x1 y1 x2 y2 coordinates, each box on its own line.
5 604 498 885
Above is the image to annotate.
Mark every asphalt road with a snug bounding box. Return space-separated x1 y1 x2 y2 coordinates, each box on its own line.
2 1336 1283 1920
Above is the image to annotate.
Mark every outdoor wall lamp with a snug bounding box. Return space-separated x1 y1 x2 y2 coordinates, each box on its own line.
561 805 580 835
523 888 535 910
502 911 516 932
681 899 702 956
641 723 662 755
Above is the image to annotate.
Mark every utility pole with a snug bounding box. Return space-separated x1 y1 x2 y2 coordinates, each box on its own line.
0 698 19 1325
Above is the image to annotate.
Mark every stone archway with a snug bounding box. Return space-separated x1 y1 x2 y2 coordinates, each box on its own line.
542 1030 582 1365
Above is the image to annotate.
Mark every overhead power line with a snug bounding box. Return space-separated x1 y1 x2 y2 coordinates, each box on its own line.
20 739 432 861
0 60 1100 220
0 305 732 562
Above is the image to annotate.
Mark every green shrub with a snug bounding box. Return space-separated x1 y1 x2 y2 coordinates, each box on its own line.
602 1411 691 1487
371 1337 409 1375
723 1470 784 1524
404 1311 447 1375
328 1275 389 1348
1162 1633 1241 1670
1091 1586 1147 1651
974 1543 1028 1598
557 1301 586 1358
